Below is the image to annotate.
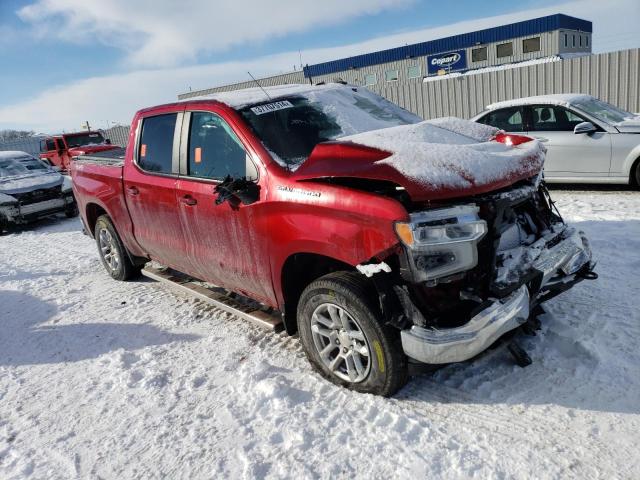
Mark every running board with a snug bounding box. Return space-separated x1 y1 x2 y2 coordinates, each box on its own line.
141 265 283 331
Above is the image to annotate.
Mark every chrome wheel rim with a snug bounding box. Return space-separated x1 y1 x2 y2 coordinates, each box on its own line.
310 303 371 383
98 228 120 272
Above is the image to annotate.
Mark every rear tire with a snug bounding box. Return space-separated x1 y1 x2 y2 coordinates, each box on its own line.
297 271 408 396
94 215 141 281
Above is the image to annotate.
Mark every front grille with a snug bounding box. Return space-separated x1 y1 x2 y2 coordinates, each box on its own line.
13 186 62 206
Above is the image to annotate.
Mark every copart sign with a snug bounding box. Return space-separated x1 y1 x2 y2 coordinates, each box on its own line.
426 49 467 75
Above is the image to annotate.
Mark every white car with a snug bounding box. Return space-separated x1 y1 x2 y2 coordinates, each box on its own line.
472 94 640 185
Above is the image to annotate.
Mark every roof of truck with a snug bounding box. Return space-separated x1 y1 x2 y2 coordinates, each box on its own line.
179 83 347 109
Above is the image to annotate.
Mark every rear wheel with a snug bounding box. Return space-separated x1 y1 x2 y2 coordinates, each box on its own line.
94 215 141 281
297 271 408 396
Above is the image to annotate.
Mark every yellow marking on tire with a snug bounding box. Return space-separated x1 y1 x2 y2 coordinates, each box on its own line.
373 341 385 373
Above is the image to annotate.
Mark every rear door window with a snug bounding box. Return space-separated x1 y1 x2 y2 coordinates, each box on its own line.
187 112 257 181
478 107 524 132
138 113 177 174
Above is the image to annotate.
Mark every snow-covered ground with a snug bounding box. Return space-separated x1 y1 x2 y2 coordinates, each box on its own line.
1 189 639 479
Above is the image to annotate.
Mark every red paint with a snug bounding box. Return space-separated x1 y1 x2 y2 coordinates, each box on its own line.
493 132 534 146
40 131 119 172
70 99 543 311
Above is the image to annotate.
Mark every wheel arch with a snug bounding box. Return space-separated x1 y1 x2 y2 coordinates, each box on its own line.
279 252 355 335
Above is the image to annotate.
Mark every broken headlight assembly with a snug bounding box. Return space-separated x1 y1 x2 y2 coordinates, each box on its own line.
395 204 487 283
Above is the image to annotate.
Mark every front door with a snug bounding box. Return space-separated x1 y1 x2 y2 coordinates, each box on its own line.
174 110 273 304
123 109 190 271
526 105 612 176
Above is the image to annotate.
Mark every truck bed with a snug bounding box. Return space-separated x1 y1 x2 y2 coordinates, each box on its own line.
75 147 126 166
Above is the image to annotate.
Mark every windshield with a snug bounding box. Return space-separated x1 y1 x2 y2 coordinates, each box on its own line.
65 132 106 148
572 97 636 124
238 87 421 168
0 158 30 178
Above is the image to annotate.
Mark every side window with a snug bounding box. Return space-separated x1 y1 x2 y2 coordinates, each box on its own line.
56 139 65 151
45 139 56 151
531 106 588 131
138 113 177 174
187 112 257 181
478 107 524 132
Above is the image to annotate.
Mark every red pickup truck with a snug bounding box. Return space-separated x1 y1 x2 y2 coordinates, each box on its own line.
40 130 118 171
71 83 595 396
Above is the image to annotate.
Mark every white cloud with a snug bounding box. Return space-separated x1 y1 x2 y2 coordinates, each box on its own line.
2 0 638 132
18 0 413 68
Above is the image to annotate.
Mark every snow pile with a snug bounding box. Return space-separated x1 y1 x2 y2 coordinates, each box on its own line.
341 118 545 189
486 93 592 111
0 190 640 478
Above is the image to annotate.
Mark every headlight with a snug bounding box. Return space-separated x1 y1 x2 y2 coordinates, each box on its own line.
62 176 73 192
395 205 487 283
0 192 18 206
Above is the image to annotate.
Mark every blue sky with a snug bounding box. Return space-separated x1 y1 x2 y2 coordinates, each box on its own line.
0 0 638 132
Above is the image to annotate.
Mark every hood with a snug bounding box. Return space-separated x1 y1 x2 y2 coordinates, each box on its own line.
292 118 545 202
0 171 63 195
614 116 640 133
68 144 119 156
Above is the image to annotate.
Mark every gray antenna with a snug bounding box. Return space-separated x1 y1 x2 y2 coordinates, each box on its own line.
247 72 271 100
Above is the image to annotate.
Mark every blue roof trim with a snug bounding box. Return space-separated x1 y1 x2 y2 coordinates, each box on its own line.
303 14 591 78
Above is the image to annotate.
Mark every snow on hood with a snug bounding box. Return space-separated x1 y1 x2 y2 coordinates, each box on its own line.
338 117 545 194
614 116 640 133
0 172 63 195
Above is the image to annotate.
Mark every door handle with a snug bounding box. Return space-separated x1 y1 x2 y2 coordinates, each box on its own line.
180 195 197 206
126 186 139 196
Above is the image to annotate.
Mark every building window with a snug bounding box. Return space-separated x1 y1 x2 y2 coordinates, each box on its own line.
364 73 377 86
586 36 589 47
496 42 513 58
472 46 488 62
385 69 399 82
523 37 541 54
564 33 568 47
579 35 582 47
407 65 421 79
573 35 576 47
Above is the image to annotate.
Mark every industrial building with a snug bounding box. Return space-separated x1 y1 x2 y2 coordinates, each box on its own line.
179 14 593 98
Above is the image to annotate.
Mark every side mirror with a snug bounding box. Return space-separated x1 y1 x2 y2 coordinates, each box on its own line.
105 138 112 145
214 176 260 206
574 121 597 135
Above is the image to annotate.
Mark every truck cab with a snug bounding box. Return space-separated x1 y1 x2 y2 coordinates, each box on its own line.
40 131 118 172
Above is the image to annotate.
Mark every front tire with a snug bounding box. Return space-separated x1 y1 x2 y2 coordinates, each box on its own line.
65 202 79 218
94 215 141 281
297 271 408 396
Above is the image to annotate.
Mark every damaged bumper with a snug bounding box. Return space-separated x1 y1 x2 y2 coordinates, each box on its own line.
400 227 594 364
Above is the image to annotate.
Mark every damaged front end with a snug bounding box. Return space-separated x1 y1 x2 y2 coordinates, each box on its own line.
373 181 595 365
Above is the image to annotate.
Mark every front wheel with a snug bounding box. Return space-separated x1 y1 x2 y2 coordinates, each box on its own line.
65 202 79 218
297 271 408 396
94 215 141 281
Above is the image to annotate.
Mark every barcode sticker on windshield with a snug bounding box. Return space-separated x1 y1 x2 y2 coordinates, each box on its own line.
250 100 293 115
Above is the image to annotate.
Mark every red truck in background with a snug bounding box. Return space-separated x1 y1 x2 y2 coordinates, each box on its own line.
39 130 119 171
70 83 596 396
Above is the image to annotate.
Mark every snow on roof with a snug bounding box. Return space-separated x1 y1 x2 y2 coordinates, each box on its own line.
180 83 346 109
342 117 544 189
485 93 593 111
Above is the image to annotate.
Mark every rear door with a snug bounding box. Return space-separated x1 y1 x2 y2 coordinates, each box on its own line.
174 109 274 304
123 108 190 270
526 105 611 176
